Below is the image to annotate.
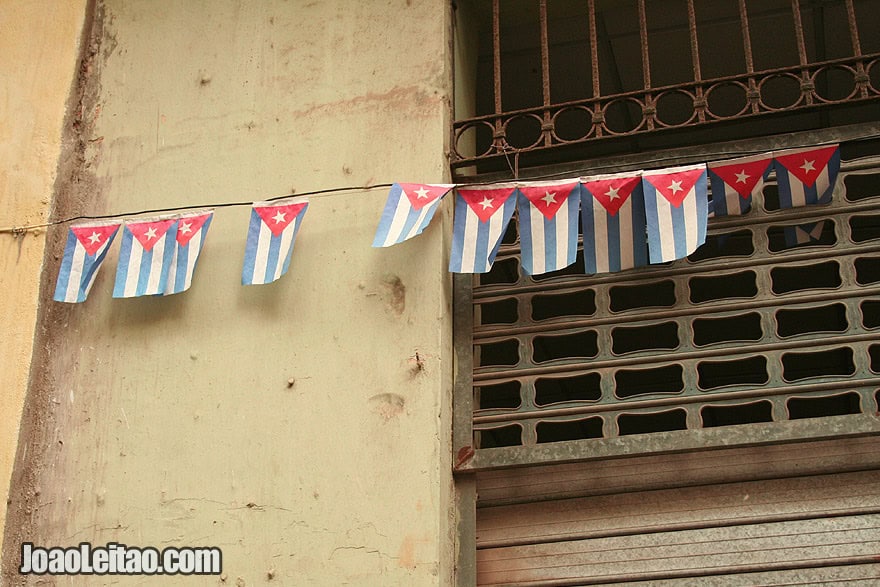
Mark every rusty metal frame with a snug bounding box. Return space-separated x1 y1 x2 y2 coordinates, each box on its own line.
452 124 880 474
451 0 880 172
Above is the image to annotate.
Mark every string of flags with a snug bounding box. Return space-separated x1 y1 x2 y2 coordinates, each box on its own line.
53 143 841 303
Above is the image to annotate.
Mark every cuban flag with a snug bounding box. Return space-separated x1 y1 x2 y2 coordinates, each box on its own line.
241 197 309 285
580 172 649 274
164 210 214 295
53 220 121 303
372 183 454 247
707 153 773 217
773 144 841 208
449 185 517 273
642 164 709 263
113 217 178 298
516 180 581 275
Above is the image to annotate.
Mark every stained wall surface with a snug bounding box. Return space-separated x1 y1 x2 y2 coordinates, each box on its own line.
2 1 456 584
0 0 90 544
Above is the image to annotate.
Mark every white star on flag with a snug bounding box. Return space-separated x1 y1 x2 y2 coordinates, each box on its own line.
414 187 430 199
800 159 816 173
179 221 193 234
734 170 749 183
88 232 102 244
540 191 557 206
605 186 620 200
144 227 158 240
479 197 495 210
668 180 683 194
272 211 287 224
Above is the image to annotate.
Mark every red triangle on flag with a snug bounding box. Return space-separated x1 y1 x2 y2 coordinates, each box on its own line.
517 182 578 220
127 219 176 252
399 183 448 211
708 158 772 198
175 213 212 246
644 168 705 207
71 223 121 256
255 203 306 237
582 175 640 216
774 145 838 188
458 188 515 223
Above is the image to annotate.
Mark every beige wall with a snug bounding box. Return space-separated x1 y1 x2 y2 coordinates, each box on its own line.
0 0 90 549
3 1 456 584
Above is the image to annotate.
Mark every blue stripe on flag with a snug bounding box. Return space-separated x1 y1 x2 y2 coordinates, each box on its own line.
113 231 134 297
242 209 263 285
264 231 283 284
53 231 79 301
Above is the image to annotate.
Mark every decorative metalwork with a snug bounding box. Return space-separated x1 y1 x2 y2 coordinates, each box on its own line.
452 0 880 171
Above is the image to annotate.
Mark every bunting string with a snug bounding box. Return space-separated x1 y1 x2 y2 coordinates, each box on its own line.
0 142 850 304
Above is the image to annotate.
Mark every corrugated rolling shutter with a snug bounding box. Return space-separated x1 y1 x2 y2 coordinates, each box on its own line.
476 440 880 585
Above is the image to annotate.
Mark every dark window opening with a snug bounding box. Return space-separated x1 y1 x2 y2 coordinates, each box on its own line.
618 409 688 436
844 172 880 202
850 214 880 243
788 392 861 420
615 365 684 399
476 425 521 449
479 258 519 286
776 303 848 337
501 219 518 245
782 347 855 382
536 418 604 443
855 257 880 286
610 280 676 313
476 381 521 410
476 339 519 367
535 373 602 406
870 344 880 373
693 313 763 346
698 356 769 390
862 300 880 329
688 230 754 262
771 261 841 294
612 322 679 355
532 330 598 363
531 289 596 321
701 401 773 428
689 271 758 304
477 298 518 325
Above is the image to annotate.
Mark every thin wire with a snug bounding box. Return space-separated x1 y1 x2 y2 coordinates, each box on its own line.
0 182 395 235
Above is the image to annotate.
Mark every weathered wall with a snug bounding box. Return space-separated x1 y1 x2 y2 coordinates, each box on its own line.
0 0 90 549
3 0 455 584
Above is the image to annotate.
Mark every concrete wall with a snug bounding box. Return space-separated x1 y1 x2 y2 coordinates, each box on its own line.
3 1 456 584
0 0 90 546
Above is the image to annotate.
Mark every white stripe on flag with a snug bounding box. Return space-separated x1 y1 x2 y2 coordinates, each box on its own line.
65 242 87 303
591 199 609 274
184 231 203 290
405 204 434 243
274 220 296 282
146 237 166 294
461 209 479 272
683 190 698 253
618 201 635 270
124 242 143 297
253 221 272 283
528 203 545 275
655 197 676 262
554 200 568 271
384 194 412 246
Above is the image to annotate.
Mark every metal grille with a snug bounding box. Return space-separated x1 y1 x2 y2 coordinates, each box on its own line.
456 137 880 469
452 0 880 173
